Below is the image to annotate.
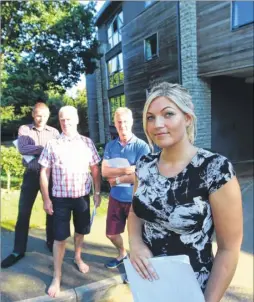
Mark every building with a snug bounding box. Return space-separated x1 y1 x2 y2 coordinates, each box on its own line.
86 1 253 163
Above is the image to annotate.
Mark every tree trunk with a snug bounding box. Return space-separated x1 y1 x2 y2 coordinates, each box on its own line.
7 171 11 193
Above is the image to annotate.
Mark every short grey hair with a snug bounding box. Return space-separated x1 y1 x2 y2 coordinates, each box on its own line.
143 82 197 151
114 107 133 122
59 105 78 118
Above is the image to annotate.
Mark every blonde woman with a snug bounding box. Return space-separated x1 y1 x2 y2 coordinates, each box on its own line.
128 82 243 301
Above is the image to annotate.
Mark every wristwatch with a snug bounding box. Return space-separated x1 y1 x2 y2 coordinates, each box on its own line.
95 191 100 195
116 177 121 185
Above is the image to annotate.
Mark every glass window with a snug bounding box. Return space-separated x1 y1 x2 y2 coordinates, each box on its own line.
107 53 124 89
144 33 158 61
109 94 126 123
107 11 124 49
232 1 254 29
145 1 154 8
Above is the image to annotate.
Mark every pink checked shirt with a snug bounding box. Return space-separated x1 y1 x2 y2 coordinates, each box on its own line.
39 133 100 198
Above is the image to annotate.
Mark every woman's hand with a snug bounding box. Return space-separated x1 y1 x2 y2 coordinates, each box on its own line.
129 240 159 281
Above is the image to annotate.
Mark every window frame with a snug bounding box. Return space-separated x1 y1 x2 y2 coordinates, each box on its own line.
107 11 123 49
144 32 159 62
231 1 254 30
107 53 124 89
109 94 126 124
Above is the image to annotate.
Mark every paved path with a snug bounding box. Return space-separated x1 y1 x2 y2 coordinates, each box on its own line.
1 218 127 302
1 176 253 301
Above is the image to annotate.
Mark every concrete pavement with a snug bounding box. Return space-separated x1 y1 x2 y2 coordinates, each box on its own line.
1 217 128 302
1 174 253 302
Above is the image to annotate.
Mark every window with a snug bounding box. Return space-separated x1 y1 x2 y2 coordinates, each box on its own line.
144 33 158 61
107 11 123 49
232 1 254 29
107 53 124 89
145 1 155 8
109 95 126 123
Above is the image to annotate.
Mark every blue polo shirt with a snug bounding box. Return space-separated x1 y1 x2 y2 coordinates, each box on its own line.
103 135 150 202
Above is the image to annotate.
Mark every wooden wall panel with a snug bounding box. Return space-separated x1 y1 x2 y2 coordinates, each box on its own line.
197 1 254 76
122 1 180 138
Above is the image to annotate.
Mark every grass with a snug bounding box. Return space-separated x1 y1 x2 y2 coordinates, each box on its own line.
1 188 109 231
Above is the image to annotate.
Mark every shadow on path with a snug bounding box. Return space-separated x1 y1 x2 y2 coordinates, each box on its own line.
1 227 126 302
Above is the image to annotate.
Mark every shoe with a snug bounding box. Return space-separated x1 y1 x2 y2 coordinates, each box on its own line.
1 253 25 268
105 255 128 269
46 241 53 253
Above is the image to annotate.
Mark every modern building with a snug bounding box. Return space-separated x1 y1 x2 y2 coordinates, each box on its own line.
86 1 253 163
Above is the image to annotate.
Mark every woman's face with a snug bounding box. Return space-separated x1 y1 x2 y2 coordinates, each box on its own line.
146 96 190 149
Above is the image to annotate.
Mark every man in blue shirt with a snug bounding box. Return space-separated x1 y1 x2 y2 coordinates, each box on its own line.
102 107 150 269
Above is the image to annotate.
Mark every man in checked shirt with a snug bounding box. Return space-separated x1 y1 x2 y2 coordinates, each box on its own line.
1 102 59 269
39 105 101 298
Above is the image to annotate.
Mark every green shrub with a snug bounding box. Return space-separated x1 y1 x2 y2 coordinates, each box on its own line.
1 146 24 191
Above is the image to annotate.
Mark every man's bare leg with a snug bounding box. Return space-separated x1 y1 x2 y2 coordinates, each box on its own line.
74 233 89 274
48 240 66 298
106 234 127 260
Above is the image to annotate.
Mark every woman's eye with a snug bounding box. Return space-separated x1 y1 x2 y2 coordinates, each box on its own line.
165 112 174 118
147 116 154 121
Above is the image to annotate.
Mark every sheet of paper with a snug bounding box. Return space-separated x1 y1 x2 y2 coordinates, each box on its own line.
107 157 130 168
108 157 131 187
12 139 18 148
13 139 35 163
90 207 96 227
124 255 205 302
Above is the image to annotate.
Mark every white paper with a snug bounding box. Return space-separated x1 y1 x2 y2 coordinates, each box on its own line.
108 157 131 187
124 255 205 302
13 139 35 163
107 158 130 168
90 207 96 227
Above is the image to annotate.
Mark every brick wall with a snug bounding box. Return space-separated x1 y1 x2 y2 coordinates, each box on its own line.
179 1 211 148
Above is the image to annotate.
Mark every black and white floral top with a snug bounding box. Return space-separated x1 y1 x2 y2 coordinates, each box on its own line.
133 148 235 290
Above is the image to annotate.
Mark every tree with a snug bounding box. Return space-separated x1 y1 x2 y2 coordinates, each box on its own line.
75 89 89 136
1 0 101 106
1 146 25 192
1 105 33 139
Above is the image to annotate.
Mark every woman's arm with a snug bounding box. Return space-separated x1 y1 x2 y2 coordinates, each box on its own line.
204 176 243 302
127 177 159 281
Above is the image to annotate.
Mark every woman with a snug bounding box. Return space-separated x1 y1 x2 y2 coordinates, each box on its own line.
128 82 243 301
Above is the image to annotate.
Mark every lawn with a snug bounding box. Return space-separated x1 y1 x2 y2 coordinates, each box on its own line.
1 189 109 231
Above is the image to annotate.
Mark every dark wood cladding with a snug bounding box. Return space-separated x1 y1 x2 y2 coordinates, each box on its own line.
122 1 179 139
197 1 254 76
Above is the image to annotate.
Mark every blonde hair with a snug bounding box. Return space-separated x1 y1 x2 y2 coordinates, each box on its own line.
114 107 133 123
143 82 197 151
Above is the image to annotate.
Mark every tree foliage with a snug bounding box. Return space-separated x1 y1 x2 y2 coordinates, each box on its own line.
1 0 100 106
1 146 25 192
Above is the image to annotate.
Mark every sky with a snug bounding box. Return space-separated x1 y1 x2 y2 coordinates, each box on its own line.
66 1 105 97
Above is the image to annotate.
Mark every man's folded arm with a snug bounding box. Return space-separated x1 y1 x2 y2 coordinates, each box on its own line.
101 159 135 178
18 126 43 155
